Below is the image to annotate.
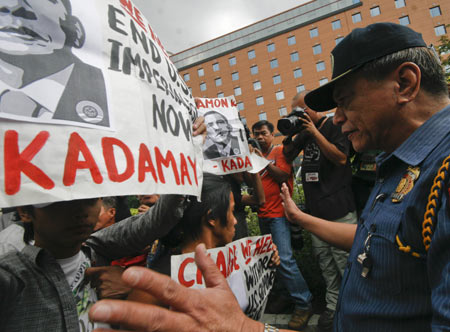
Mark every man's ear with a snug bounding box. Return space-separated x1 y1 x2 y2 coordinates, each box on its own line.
17 207 33 223
394 62 421 105
205 210 218 228
61 16 86 49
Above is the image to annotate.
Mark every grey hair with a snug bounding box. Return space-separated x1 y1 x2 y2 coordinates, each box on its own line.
356 47 448 96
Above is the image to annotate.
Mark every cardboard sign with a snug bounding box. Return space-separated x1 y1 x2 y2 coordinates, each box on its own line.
0 0 203 207
196 97 253 175
171 235 276 320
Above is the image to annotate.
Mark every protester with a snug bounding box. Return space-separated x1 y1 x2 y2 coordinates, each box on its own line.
93 197 117 231
89 22 450 332
283 90 357 331
252 120 313 330
137 194 161 214
129 173 278 310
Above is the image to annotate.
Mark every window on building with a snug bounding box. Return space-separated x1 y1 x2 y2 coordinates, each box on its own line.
241 116 247 124
370 6 381 16
258 112 267 120
395 0 405 8
352 12 362 23
231 72 239 81
319 78 329 86
395 0 406 8
399 15 410 25
215 77 222 86
253 81 262 90
217 92 224 98
309 27 319 38
336 36 344 45
270 58 279 68
294 68 303 78
200 82 206 91
332 19 341 30
250 65 258 75
183 73 190 82
353 0 361 3
248 49 256 59
435 25 447 36
316 61 325 72
237 102 244 111
430 6 441 17
234 87 242 96
313 44 322 55
279 107 288 116
296 84 305 93
273 75 281 85
276 91 285 100
197 68 204 77
290 51 299 62
229 56 236 66
267 43 275 52
256 96 264 106
287 36 296 45
212 63 220 71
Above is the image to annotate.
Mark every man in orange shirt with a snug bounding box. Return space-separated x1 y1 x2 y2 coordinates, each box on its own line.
252 120 313 330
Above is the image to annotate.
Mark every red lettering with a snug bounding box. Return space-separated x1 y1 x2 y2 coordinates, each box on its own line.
244 155 252 168
220 99 229 107
179 153 192 185
237 157 244 168
254 238 263 255
178 257 195 287
233 245 240 271
63 133 102 186
102 137 134 182
216 251 227 278
155 147 180 185
120 0 146 31
229 159 237 170
241 239 253 264
231 99 237 107
4 130 54 195
187 156 198 186
195 99 205 109
119 0 132 13
205 99 214 108
138 144 158 183
221 159 230 172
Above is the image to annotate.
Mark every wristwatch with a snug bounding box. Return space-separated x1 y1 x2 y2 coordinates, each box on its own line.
264 323 279 332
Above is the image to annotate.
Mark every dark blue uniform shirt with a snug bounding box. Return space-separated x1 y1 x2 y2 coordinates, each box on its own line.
335 106 450 331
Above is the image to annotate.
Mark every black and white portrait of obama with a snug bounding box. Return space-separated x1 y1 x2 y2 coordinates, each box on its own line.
0 0 110 128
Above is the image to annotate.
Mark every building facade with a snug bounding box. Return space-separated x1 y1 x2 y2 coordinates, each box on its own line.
171 0 449 139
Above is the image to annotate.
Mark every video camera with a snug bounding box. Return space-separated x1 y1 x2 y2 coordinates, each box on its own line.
277 107 308 136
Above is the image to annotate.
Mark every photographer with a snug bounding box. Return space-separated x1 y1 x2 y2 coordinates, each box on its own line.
282 90 356 332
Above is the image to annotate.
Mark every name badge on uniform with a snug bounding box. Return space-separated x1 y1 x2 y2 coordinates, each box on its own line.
391 166 420 203
305 172 319 182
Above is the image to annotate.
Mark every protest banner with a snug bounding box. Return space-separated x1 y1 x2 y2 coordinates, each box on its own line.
0 0 203 208
196 97 253 175
171 234 276 320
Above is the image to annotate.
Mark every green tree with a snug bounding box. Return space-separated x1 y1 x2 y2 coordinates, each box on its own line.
437 24 450 83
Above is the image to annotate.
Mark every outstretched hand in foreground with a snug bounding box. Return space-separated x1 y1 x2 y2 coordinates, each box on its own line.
89 244 263 332
280 182 304 225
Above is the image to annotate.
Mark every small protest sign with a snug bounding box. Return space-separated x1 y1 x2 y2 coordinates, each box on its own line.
196 97 253 175
171 234 276 320
0 0 203 207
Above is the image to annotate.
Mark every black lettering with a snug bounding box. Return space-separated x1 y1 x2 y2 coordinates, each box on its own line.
130 19 149 54
143 60 153 84
152 69 165 92
165 58 177 83
166 105 180 137
152 94 167 132
108 5 127 36
177 111 192 141
122 47 145 79
108 39 122 72
149 38 162 64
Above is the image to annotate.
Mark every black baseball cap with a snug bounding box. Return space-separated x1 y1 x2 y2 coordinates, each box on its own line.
305 22 427 111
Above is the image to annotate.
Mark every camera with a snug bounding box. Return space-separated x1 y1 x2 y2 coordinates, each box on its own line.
277 107 307 136
243 123 262 150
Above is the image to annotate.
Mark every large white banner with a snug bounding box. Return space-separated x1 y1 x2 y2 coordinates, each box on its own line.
196 97 253 175
171 235 276 320
0 0 203 207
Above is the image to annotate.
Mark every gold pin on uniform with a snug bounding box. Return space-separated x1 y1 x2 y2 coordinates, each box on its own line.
391 166 420 203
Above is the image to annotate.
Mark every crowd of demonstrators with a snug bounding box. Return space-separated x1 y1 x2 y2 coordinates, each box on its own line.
283 90 357 331
252 120 313 330
129 173 279 308
88 22 450 332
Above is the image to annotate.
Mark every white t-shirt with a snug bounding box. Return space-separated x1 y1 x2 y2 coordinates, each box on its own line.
57 251 109 331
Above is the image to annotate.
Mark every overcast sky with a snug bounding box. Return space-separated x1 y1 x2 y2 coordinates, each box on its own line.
133 0 311 54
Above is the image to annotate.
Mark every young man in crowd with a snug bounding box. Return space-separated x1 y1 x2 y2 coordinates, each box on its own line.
252 120 313 330
89 22 450 332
